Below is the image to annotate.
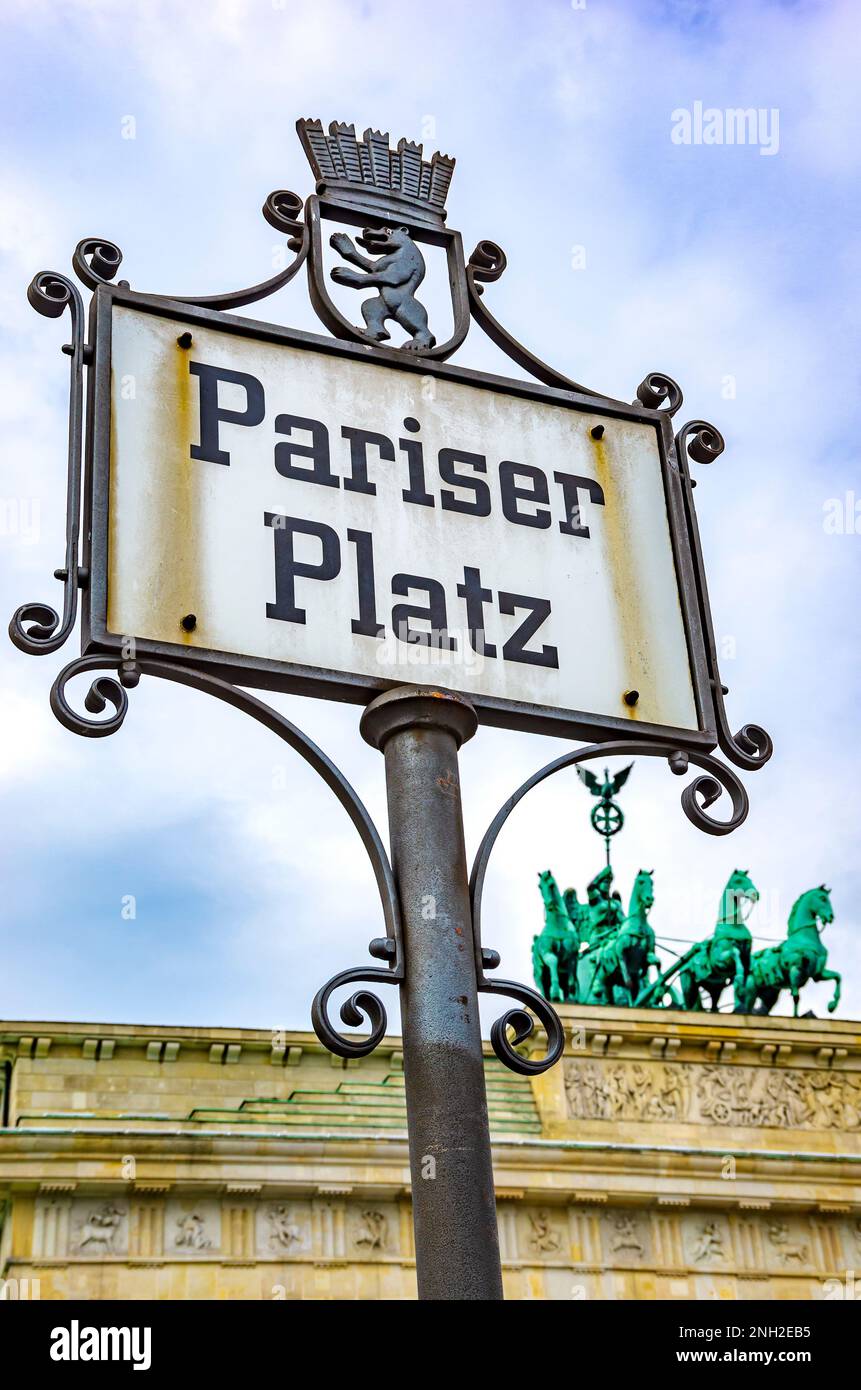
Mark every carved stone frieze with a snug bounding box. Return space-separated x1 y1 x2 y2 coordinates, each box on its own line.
564 1057 861 1130
26 1192 854 1283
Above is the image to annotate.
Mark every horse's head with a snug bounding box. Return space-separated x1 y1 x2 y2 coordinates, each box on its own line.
538 869 563 909
721 868 759 923
788 884 834 934
629 869 654 915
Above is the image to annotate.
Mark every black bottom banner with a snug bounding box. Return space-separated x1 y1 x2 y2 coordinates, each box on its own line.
1 1294 855 1377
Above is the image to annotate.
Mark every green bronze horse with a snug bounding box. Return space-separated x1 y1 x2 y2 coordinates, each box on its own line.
579 870 661 1007
676 869 759 1012
533 870 580 1002
739 885 839 1016
613 869 666 1006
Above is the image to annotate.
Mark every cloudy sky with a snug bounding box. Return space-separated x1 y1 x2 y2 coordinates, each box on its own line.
1 0 858 1033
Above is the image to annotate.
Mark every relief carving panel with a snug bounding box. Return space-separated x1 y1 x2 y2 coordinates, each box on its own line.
166 1198 221 1255
69 1199 129 1257
564 1058 861 1130
257 1201 311 1255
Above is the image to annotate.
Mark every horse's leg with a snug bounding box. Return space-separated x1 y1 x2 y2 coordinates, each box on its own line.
546 951 563 1004
730 946 746 1003
680 970 701 1011
788 964 803 1017
733 964 753 1014
566 952 580 1004
618 946 635 1006
817 968 841 1013
753 987 777 1016
558 955 570 1003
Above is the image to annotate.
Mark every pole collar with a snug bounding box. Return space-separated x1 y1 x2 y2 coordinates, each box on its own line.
360 685 478 751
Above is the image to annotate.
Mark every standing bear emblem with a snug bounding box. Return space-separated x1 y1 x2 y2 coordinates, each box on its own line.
329 225 435 351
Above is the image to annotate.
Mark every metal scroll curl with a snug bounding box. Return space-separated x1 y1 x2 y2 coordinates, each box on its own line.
311 964 402 1060
9 272 87 657
634 371 684 417
72 238 125 291
48 653 404 1057
470 739 749 1072
478 972 566 1077
50 654 132 738
674 418 774 772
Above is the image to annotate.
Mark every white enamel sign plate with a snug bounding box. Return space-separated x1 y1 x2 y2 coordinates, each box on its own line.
89 295 710 743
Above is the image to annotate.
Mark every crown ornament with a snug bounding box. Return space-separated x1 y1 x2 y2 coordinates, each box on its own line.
296 118 455 228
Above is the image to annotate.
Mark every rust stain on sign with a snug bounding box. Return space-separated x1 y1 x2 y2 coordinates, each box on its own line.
589 429 655 722
109 333 204 646
162 344 202 644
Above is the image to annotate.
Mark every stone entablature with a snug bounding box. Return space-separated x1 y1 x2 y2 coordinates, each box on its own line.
3 1011 861 1299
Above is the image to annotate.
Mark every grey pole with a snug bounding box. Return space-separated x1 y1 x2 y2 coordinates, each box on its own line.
360 685 504 1301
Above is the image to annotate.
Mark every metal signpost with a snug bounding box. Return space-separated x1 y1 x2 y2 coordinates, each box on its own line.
10 119 772 1300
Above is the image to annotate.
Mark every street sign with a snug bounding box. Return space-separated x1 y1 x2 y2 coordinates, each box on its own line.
14 114 771 1301
86 288 713 745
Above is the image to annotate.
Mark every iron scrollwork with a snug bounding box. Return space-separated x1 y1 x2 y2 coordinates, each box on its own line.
634 371 684 416
9 272 87 656
49 652 404 1059
72 237 125 292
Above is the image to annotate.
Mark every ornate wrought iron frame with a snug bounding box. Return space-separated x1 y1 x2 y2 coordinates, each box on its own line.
9 136 772 1077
